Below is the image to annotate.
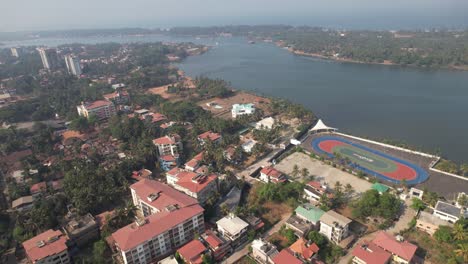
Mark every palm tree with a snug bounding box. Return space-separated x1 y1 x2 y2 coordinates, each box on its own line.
454 243 468 263
292 164 300 178
452 223 467 241
301 168 309 178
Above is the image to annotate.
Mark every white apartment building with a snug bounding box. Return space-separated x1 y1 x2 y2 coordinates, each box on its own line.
64 54 82 76
153 134 183 157
76 100 116 120
319 210 352 244
216 215 249 249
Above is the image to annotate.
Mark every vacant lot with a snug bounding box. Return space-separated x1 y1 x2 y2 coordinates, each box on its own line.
275 152 372 194
197 91 271 119
405 229 456 264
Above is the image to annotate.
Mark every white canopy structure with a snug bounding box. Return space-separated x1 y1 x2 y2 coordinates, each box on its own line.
309 119 337 133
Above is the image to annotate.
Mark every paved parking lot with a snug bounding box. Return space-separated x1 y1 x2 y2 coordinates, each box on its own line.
275 152 372 194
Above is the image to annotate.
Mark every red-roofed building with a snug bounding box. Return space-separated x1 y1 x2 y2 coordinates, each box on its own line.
159 154 180 171
103 90 130 105
95 210 116 231
76 100 116 119
185 152 204 172
142 112 167 124
351 241 391 264
273 249 304 264
112 179 205 264
304 181 332 203
30 182 47 197
260 167 287 183
22 229 69 264
177 239 209 264
153 134 183 157
197 131 222 145
201 230 232 261
372 231 417 264
289 238 319 261
166 168 219 204
131 169 153 181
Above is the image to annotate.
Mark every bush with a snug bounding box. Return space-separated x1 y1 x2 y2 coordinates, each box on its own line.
434 225 453 243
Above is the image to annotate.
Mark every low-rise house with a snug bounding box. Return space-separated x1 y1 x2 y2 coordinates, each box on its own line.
200 230 232 261
371 183 390 194
177 239 210 264
153 134 183 157
22 229 70 264
259 167 287 183
371 231 417 264
304 181 330 203
216 215 249 249
76 100 116 119
11 170 25 183
255 117 275 130
433 200 462 223
131 169 153 181
143 112 167 124
351 241 391 264
12 196 34 211
319 210 352 244
252 239 279 264
185 152 204 172
295 204 324 227
63 213 99 248
159 154 180 171
103 90 130 105
224 146 242 164
289 238 319 262
112 179 205 264
245 215 265 231
197 131 222 145
241 140 257 153
417 211 452 236
273 248 304 264
166 168 218 204
30 182 47 197
232 103 255 118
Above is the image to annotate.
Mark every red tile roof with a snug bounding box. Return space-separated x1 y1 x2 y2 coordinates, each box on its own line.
261 167 286 182
146 112 167 123
372 231 417 262
289 238 319 260
307 181 324 191
95 210 116 230
160 155 177 162
352 241 391 264
153 134 181 145
130 179 198 210
112 204 204 252
103 90 129 100
203 230 223 249
22 229 68 262
185 152 204 169
171 171 218 194
30 182 47 194
177 239 207 264
131 169 152 181
198 131 221 142
273 249 303 264
84 100 113 110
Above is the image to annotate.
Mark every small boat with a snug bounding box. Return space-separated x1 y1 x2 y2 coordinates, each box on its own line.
248 40 255 44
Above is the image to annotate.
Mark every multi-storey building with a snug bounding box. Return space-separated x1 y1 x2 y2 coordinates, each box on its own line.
176 239 210 264
22 229 70 264
251 239 279 264
200 230 232 261
62 213 99 248
232 103 255 118
197 131 222 145
112 179 205 264
166 168 218 204
371 231 417 264
433 200 462 223
303 181 331 203
11 47 21 57
216 215 249 249
103 90 130 105
76 100 116 120
64 54 82 76
153 134 183 157
37 47 60 71
319 210 352 244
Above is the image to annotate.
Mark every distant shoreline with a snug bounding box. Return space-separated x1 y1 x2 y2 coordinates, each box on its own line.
278 43 468 72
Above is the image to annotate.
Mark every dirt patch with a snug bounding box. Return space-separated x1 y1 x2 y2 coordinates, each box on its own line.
268 232 290 251
262 202 292 225
405 229 455 264
197 91 271 119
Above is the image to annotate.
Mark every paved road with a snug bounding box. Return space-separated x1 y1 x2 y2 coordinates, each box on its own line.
222 213 291 264
338 200 416 264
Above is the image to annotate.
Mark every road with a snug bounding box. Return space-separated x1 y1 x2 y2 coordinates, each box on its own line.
338 200 416 264
237 148 283 183
222 213 291 264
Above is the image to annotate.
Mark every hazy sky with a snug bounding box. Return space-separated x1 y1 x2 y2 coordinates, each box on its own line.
2 0 468 32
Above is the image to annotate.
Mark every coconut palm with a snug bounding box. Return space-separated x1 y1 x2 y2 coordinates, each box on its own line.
454 243 468 263
292 164 300 177
301 168 309 178
452 223 467 241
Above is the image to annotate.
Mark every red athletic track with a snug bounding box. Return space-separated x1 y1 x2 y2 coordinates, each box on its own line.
318 140 417 181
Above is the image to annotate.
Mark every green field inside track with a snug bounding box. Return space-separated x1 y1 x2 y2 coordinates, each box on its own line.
333 145 398 173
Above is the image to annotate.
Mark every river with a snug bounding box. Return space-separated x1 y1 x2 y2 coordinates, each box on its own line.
3 35 468 162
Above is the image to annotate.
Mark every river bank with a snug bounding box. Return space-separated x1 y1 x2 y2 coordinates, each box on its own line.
276 42 468 71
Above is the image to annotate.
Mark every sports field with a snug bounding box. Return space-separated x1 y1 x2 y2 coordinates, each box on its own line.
311 136 429 185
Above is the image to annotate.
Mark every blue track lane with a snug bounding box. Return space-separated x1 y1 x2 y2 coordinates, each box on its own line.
311 136 429 185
